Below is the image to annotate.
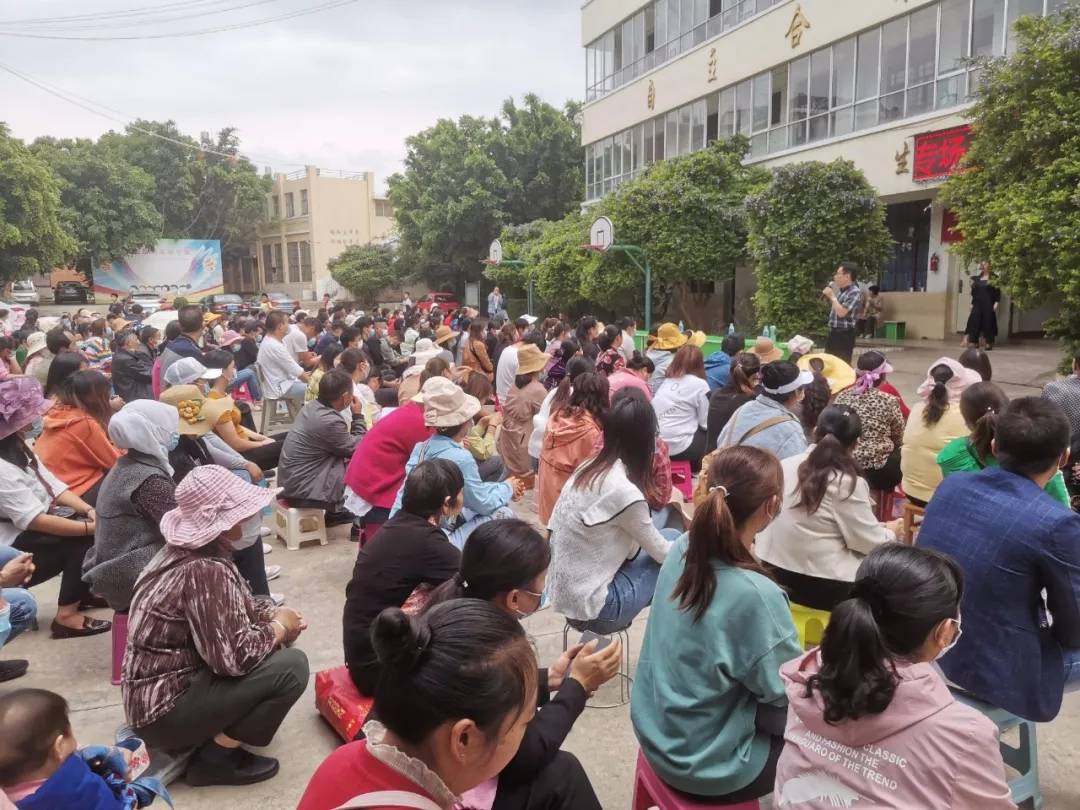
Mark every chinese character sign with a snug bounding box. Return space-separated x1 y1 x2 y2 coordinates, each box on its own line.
913 125 972 181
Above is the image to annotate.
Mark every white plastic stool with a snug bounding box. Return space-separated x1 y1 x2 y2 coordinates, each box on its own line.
271 500 329 551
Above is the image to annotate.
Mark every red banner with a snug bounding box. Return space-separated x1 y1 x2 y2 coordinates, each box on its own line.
941 208 964 243
913 125 972 181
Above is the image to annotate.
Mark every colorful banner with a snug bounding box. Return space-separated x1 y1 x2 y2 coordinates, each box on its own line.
92 239 223 303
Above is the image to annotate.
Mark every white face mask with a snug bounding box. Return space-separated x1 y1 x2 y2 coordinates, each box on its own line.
935 614 963 660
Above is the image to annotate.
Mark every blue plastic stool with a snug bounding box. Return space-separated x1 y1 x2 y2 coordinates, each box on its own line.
951 689 1042 808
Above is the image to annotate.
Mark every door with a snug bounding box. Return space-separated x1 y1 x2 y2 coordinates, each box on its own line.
952 253 971 334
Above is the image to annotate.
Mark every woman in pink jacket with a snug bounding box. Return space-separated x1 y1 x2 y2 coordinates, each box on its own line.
776 544 1016 810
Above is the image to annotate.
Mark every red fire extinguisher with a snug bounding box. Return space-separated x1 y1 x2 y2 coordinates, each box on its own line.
930 252 940 273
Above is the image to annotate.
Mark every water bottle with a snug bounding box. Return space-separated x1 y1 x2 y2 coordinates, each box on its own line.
762 325 769 338
770 325 777 342
728 323 735 336
678 320 684 332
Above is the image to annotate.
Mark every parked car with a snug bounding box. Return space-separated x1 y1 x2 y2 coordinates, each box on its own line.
247 292 301 315
124 292 170 316
415 292 459 313
53 281 90 305
11 280 40 305
199 293 248 316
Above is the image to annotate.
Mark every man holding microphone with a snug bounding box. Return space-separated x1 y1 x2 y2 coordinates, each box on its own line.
822 262 863 365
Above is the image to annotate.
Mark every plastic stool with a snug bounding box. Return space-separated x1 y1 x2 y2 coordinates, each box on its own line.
562 620 633 707
670 460 693 501
951 689 1042 808
632 750 759 810
272 500 329 551
902 501 925 544
871 488 894 522
790 602 830 649
232 382 253 403
111 612 128 686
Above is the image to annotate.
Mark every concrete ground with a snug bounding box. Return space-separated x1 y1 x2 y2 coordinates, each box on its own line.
2 335 1077 809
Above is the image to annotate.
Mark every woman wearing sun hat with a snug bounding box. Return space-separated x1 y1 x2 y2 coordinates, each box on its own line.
497 343 549 478
716 361 812 460
123 465 309 787
747 336 784 365
645 323 689 394
0 378 109 639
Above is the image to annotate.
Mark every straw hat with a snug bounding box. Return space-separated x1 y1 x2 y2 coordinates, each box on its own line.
653 323 689 351
748 337 784 364
0 378 53 441
686 331 707 348
516 344 548 375
434 325 459 346
159 385 236 436
161 465 280 550
203 312 222 325
798 353 856 395
422 377 481 427
24 332 47 359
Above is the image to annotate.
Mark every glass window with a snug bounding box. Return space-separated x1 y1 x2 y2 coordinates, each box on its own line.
612 132 622 177
585 46 593 93
272 195 279 218
809 48 830 117
667 0 680 58
631 125 643 174
681 0 694 34
768 126 789 154
831 106 854 138
654 115 667 161
634 12 645 65
719 86 736 137
603 30 615 90
707 93 719 143
936 72 968 108
735 79 752 135
1007 0 1044 53
907 82 935 117
300 242 312 282
752 72 771 132
656 0 668 48
854 99 878 131
880 18 908 97
623 131 633 175
666 111 679 159
722 0 738 29
972 0 1006 58
789 56 809 122
285 192 295 218
287 242 300 283
613 25 624 75
832 37 855 109
262 245 273 283
300 189 308 216
643 119 655 165
621 19 633 70
808 113 829 143
695 0 708 26
692 99 707 150
771 64 789 127
938 0 970 74
678 104 692 154
645 5 656 53
856 28 880 101
585 144 593 190
880 91 905 122
602 138 613 184
908 6 938 87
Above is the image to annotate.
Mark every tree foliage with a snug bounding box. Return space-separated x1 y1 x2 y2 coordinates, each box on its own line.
388 94 583 292
30 137 162 276
0 124 76 283
330 243 398 308
747 160 892 338
940 7 1080 351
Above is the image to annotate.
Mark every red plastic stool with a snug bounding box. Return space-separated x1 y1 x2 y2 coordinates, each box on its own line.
111 612 128 686
632 750 759 810
670 460 693 501
871 488 894 522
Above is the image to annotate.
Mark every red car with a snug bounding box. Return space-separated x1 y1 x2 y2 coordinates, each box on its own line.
415 292 459 313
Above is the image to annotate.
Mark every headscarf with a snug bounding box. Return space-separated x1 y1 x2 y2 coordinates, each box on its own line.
916 357 983 403
854 355 895 395
108 400 177 474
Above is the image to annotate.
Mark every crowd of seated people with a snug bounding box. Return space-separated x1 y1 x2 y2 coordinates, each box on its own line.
7 298 1080 810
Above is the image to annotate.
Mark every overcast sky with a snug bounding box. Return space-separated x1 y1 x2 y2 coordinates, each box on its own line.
0 0 584 192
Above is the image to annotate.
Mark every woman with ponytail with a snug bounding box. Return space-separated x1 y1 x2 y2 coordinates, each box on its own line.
631 446 802 803
775 545 1015 810
705 352 761 450
758 405 903 610
937 382 1070 506
901 358 981 505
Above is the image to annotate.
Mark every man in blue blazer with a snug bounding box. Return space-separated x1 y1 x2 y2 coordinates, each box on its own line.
919 397 1080 722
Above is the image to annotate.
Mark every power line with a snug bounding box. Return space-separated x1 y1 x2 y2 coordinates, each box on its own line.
0 0 243 26
0 60 373 176
2 0 287 32
0 0 359 40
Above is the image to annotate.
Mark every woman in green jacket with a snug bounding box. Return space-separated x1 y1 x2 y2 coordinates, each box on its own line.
937 381 1070 505
631 445 802 803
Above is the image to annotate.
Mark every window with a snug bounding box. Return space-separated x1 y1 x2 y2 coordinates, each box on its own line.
678 104 692 155
1007 0 1044 53
972 0 1006 58
375 200 392 217
300 241 313 282
272 243 283 282
271 195 280 218
300 189 308 216
880 201 931 292
285 192 295 218
262 244 274 283
287 242 300 283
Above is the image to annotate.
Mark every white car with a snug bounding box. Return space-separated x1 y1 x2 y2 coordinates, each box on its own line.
125 292 169 316
11 281 40 305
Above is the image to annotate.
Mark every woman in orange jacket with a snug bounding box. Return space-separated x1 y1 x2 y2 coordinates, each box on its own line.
537 371 609 525
34 370 122 506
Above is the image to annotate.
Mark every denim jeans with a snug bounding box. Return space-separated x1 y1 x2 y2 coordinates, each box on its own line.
571 528 683 635
447 506 516 550
229 366 262 401
0 544 37 648
1064 647 1080 689
280 380 307 401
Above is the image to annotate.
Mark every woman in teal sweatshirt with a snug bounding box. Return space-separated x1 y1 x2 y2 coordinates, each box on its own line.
631 445 803 803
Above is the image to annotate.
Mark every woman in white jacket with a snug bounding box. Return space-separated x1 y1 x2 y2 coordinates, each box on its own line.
757 404 904 611
548 391 678 633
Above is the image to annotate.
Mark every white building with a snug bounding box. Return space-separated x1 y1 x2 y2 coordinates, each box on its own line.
580 0 1068 338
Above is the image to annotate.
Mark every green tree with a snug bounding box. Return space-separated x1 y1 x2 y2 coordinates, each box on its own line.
30 137 162 278
747 160 892 339
940 7 1080 356
330 243 397 308
585 136 767 329
0 124 76 283
388 95 583 293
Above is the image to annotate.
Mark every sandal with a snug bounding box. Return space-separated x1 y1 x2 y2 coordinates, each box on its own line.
50 616 112 639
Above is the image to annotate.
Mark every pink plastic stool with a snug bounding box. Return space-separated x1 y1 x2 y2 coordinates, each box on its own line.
670 460 693 501
111 612 128 686
232 382 253 403
632 750 759 810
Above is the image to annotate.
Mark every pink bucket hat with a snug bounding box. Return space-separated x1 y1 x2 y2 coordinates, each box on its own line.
0 378 54 441
161 465 280 550
218 329 244 348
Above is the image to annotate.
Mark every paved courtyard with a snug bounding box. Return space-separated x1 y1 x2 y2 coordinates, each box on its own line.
3 336 1076 809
